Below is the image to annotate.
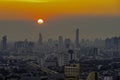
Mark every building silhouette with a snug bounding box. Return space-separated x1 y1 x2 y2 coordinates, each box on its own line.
58 36 63 48
75 28 80 48
38 33 43 46
1 35 7 50
14 39 34 53
68 49 74 62
64 38 71 49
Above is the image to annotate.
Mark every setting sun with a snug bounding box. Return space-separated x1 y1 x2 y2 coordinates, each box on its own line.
37 19 44 24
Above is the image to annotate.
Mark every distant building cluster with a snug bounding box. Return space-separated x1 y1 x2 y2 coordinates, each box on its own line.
105 37 120 49
0 28 120 80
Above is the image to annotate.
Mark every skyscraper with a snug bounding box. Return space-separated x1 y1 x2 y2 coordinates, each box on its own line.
1 35 7 50
58 36 63 48
38 33 43 46
68 49 74 62
64 38 71 49
75 28 79 48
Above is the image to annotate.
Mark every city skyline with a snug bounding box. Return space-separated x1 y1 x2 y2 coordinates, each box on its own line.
1 16 120 41
0 28 120 43
0 1 120 80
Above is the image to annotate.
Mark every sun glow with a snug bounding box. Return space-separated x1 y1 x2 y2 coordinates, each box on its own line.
37 19 44 24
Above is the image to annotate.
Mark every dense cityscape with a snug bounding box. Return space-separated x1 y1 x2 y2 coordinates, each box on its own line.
0 28 120 80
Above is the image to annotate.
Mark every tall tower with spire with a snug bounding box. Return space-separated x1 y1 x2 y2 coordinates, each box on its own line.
38 33 43 46
75 28 80 48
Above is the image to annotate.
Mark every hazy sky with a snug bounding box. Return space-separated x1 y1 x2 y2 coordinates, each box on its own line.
0 0 120 41
0 0 119 20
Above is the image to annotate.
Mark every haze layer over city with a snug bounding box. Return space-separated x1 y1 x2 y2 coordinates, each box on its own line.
0 0 120 80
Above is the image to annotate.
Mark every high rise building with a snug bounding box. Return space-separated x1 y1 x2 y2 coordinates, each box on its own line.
38 33 43 46
64 64 80 80
47 38 54 48
14 40 34 53
1 35 7 50
93 48 98 59
75 28 80 48
64 38 71 49
68 49 74 62
105 37 120 49
58 36 63 45
58 36 63 48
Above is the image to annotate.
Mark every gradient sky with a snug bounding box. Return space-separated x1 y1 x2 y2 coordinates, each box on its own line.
0 0 120 41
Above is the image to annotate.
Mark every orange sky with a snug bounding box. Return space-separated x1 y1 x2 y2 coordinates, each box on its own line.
0 0 119 21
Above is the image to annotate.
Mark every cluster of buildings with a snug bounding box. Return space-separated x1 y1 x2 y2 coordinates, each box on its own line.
0 28 120 80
